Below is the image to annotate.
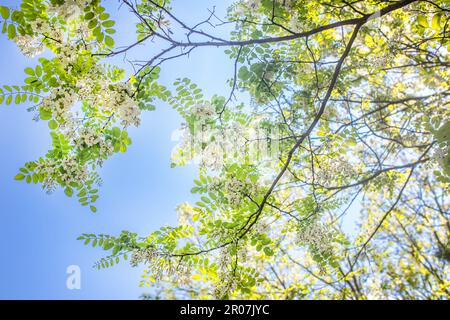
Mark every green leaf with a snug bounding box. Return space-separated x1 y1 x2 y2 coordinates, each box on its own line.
24 77 37 84
35 65 42 77
238 66 250 81
14 173 25 180
48 120 58 130
64 187 74 197
99 13 110 20
102 20 115 28
112 246 120 255
104 241 114 250
84 12 95 20
0 6 10 20
24 67 35 76
264 247 274 256
88 19 97 29
39 109 52 120
432 14 441 30
7 23 15 39
104 35 114 47
93 26 102 36
417 15 428 28
96 32 104 43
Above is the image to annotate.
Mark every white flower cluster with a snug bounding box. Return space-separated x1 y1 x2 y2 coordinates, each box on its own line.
14 14 64 57
78 79 141 128
73 20 91 39
14 35 45 58
99 139 114 157
224 176 256 207
41 87 77 123
78 127 101 147
399 133 420 146
59 156 88 184
131 249 193 286
175 106 284 171
213 245 249 298
235 0 294 18
190 102 216 121
58 42 81 72
176 203 196 226
38 49 140 147
296 221 333 255
108 83 141 127
225 177 246 206
11 2 146 196
198 143 226 170
13 0 95 58
433 146 448 167
130 248 158 268
47 0 87 21
245 0 261 10
234 1 259 17
214 249 236 298
117 98 141 128
39 77 139 162
289 11 301 33
213 270 237 299
365 276 387 299
316 158 356 186
35 156 88 191
173 116 266 170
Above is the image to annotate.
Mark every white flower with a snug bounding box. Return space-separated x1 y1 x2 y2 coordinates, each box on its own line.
316 157 356 185
297 220 333 254
78 127 101 147
29 18 52 34
244 0 261 11
130 248 157 267
14 35 45 58
47 0 85 21
176 203 196 226
199 144 225 170
36 156 89 191
224 176 256 207
191 102 216 121
99 139 114 157
433 147 447 164
118 100 141 127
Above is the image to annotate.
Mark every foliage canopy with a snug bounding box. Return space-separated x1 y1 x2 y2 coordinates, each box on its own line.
1 0 450 299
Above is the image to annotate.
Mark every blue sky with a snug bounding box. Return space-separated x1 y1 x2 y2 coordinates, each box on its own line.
0 0 234 299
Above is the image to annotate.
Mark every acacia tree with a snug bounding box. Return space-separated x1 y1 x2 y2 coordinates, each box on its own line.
1 0 449 299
